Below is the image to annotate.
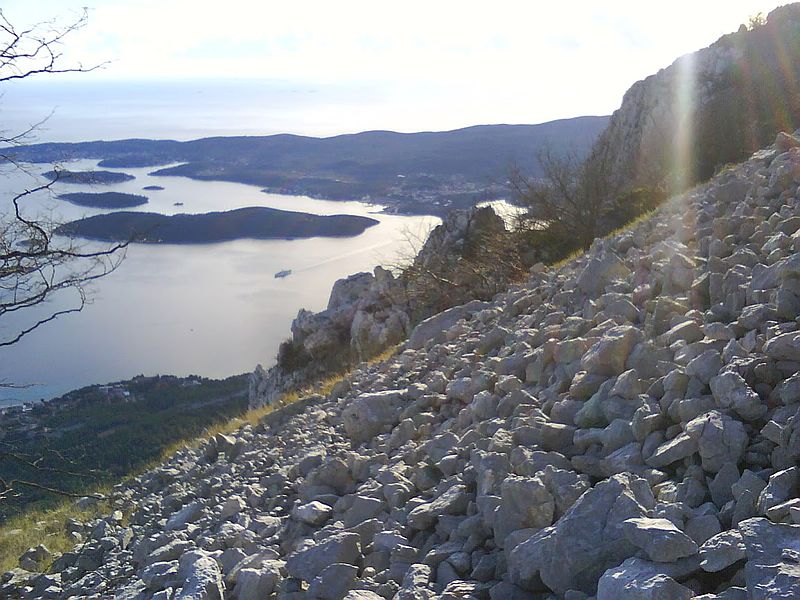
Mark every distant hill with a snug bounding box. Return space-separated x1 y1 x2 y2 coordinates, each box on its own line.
56 206 380 243
11 118 609 215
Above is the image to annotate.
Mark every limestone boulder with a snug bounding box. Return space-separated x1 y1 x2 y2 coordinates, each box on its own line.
577 253 632 295
597 558 695 600
175 550 225 600
739 517 800 599
342 389 404 443
493 475 555 547
621 517 699 562
581 326 644 376
285 533 361 583
508 473 655 595
710 371 767 422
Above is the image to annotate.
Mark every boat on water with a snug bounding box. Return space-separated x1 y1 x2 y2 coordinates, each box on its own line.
274 269 292 278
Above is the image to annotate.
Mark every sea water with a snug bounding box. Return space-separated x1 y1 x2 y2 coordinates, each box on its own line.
0 158 437 402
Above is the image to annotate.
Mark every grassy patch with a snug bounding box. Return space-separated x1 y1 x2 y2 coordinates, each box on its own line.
550 247 586 270
367 343 402 365
603 207 660 240
0 495 111 573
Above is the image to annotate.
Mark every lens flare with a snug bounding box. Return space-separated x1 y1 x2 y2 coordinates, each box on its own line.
672 53 697 193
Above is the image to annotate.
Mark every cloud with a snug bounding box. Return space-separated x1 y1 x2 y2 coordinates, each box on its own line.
1 0 788 125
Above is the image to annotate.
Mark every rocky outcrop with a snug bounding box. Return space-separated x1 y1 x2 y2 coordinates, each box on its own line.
589 5 800 194
249 207 507 409
248 265 411 408
13 129 800 598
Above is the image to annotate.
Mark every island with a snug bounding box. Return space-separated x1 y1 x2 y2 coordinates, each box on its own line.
55 206 380 243
58 191 148 208
143 185 164 191
43 169 135 184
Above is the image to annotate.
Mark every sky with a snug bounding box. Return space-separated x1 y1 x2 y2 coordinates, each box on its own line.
0 0 792 135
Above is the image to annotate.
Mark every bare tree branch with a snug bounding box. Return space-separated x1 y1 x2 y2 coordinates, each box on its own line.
0 6 124 506
510 138 622 252
0 8 107 85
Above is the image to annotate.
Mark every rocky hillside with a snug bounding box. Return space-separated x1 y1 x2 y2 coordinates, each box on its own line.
250 207 510 410
590 4 800 193
8 129 800 599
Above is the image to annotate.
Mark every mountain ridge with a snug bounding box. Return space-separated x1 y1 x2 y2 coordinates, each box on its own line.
7 117 609 216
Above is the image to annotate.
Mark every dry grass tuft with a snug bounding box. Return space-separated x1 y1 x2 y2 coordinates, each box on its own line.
0 494 111 573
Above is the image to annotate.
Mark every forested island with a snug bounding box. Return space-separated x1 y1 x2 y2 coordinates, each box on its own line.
43 169 135 184
58 191 148 208
142 185 164 190
56 206 380 243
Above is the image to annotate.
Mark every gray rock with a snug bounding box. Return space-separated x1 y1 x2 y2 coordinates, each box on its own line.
285 533 361 582
577 252 631 295
764 331 800 362
699 529 746 572
343 495 385 528
493 475 555 546
292 501 333 525
685 410 748 474
407 485 469 530
685 350 723 385
581 326 644 376
488 581 537 600
141 561 179 591
665 320 704 345
646 432 698 468
343 591 384 600
307 563 358 599
685 513 722 545
739 517 800 598
395 563 434 600
175 550 225 600
709 462 740 508
610 369 643 400
508 473 654 595
756 467 798 516
342 389 403 443
18 545 53 572
219 495 245 520
710 371 767 422
234 566 280 600
621 517 699 562
165 501 204 531
408 301 489 350
597 558 694 599
732 470 768 525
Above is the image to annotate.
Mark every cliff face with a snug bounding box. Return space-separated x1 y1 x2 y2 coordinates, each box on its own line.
15 130 800 599
591 4 800 193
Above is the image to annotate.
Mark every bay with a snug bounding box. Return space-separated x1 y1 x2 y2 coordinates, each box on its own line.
0 160 437 403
